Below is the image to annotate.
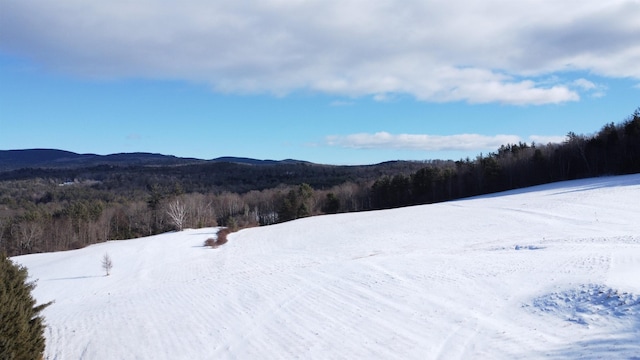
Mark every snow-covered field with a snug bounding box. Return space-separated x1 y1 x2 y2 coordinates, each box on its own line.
14 174 640 359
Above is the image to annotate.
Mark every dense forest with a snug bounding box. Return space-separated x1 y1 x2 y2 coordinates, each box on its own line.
370 109 640 209
1 108 638 256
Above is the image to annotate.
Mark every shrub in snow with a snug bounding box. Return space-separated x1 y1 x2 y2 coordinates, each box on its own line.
204 228 231 248
204 238 218 247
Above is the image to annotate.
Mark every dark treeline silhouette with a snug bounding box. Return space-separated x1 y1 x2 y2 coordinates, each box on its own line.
371 108 640 209
1 108 638 256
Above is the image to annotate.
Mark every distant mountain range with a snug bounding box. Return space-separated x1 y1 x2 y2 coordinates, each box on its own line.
0 149 308 171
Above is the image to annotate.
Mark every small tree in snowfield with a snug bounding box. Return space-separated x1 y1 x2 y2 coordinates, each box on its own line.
101 253 113 276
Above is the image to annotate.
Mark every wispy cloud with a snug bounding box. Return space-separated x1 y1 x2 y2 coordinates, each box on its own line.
528 135 567 144
573 78 597 90
2 1 638 104
572 78 607 98
326 132 569 151
326 132 522 151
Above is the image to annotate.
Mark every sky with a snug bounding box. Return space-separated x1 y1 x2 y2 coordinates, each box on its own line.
1 1 639 165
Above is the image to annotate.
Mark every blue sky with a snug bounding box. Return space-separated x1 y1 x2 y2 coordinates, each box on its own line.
1 1 639 165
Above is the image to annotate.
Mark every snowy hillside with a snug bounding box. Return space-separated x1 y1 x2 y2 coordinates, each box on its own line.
14 174 640 359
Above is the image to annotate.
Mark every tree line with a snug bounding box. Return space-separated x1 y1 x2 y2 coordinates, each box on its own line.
370 109 640 208
0 178 374 255
1 108 638 257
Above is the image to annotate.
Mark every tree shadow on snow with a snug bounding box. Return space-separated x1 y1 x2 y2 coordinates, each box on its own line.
545 336 640 360
461 174 640 202
48 275 104 281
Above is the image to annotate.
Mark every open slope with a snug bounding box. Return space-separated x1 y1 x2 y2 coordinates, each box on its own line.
14 174 640 359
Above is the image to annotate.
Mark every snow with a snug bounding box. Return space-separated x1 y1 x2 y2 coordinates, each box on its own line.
13 174 640 359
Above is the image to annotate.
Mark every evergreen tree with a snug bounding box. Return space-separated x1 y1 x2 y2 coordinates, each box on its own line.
278 189 298 222
277 184 315 222
0 253 51 360
322 193 340 214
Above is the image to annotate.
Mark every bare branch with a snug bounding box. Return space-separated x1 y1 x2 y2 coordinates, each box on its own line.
102 253 113 276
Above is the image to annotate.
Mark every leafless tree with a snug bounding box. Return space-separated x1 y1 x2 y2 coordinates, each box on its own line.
102 252 113 276
12 221 43 254
166 199 187 231
184 193 215 228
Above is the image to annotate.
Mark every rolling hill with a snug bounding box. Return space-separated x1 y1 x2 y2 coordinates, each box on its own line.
13 174 640 359
0 149 311 171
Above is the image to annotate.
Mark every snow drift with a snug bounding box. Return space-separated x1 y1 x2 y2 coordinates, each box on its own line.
14 174 640 359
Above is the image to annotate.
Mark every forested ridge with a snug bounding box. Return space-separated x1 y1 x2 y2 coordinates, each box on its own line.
1 108 638 256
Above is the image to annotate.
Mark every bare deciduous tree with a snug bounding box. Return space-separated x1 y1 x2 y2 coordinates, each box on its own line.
166 199 187 231
102 252 113 276
11 221 43 254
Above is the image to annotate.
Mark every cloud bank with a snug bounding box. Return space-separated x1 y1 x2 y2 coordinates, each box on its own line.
2 0 639 104
326 132 566 151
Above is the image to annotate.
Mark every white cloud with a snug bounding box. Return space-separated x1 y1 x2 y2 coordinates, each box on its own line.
573 79 596 90
1 0 638 104
572 78 607 98
326 132 521 151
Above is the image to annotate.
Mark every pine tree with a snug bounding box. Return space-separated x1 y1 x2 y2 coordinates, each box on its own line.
0 253 51 360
